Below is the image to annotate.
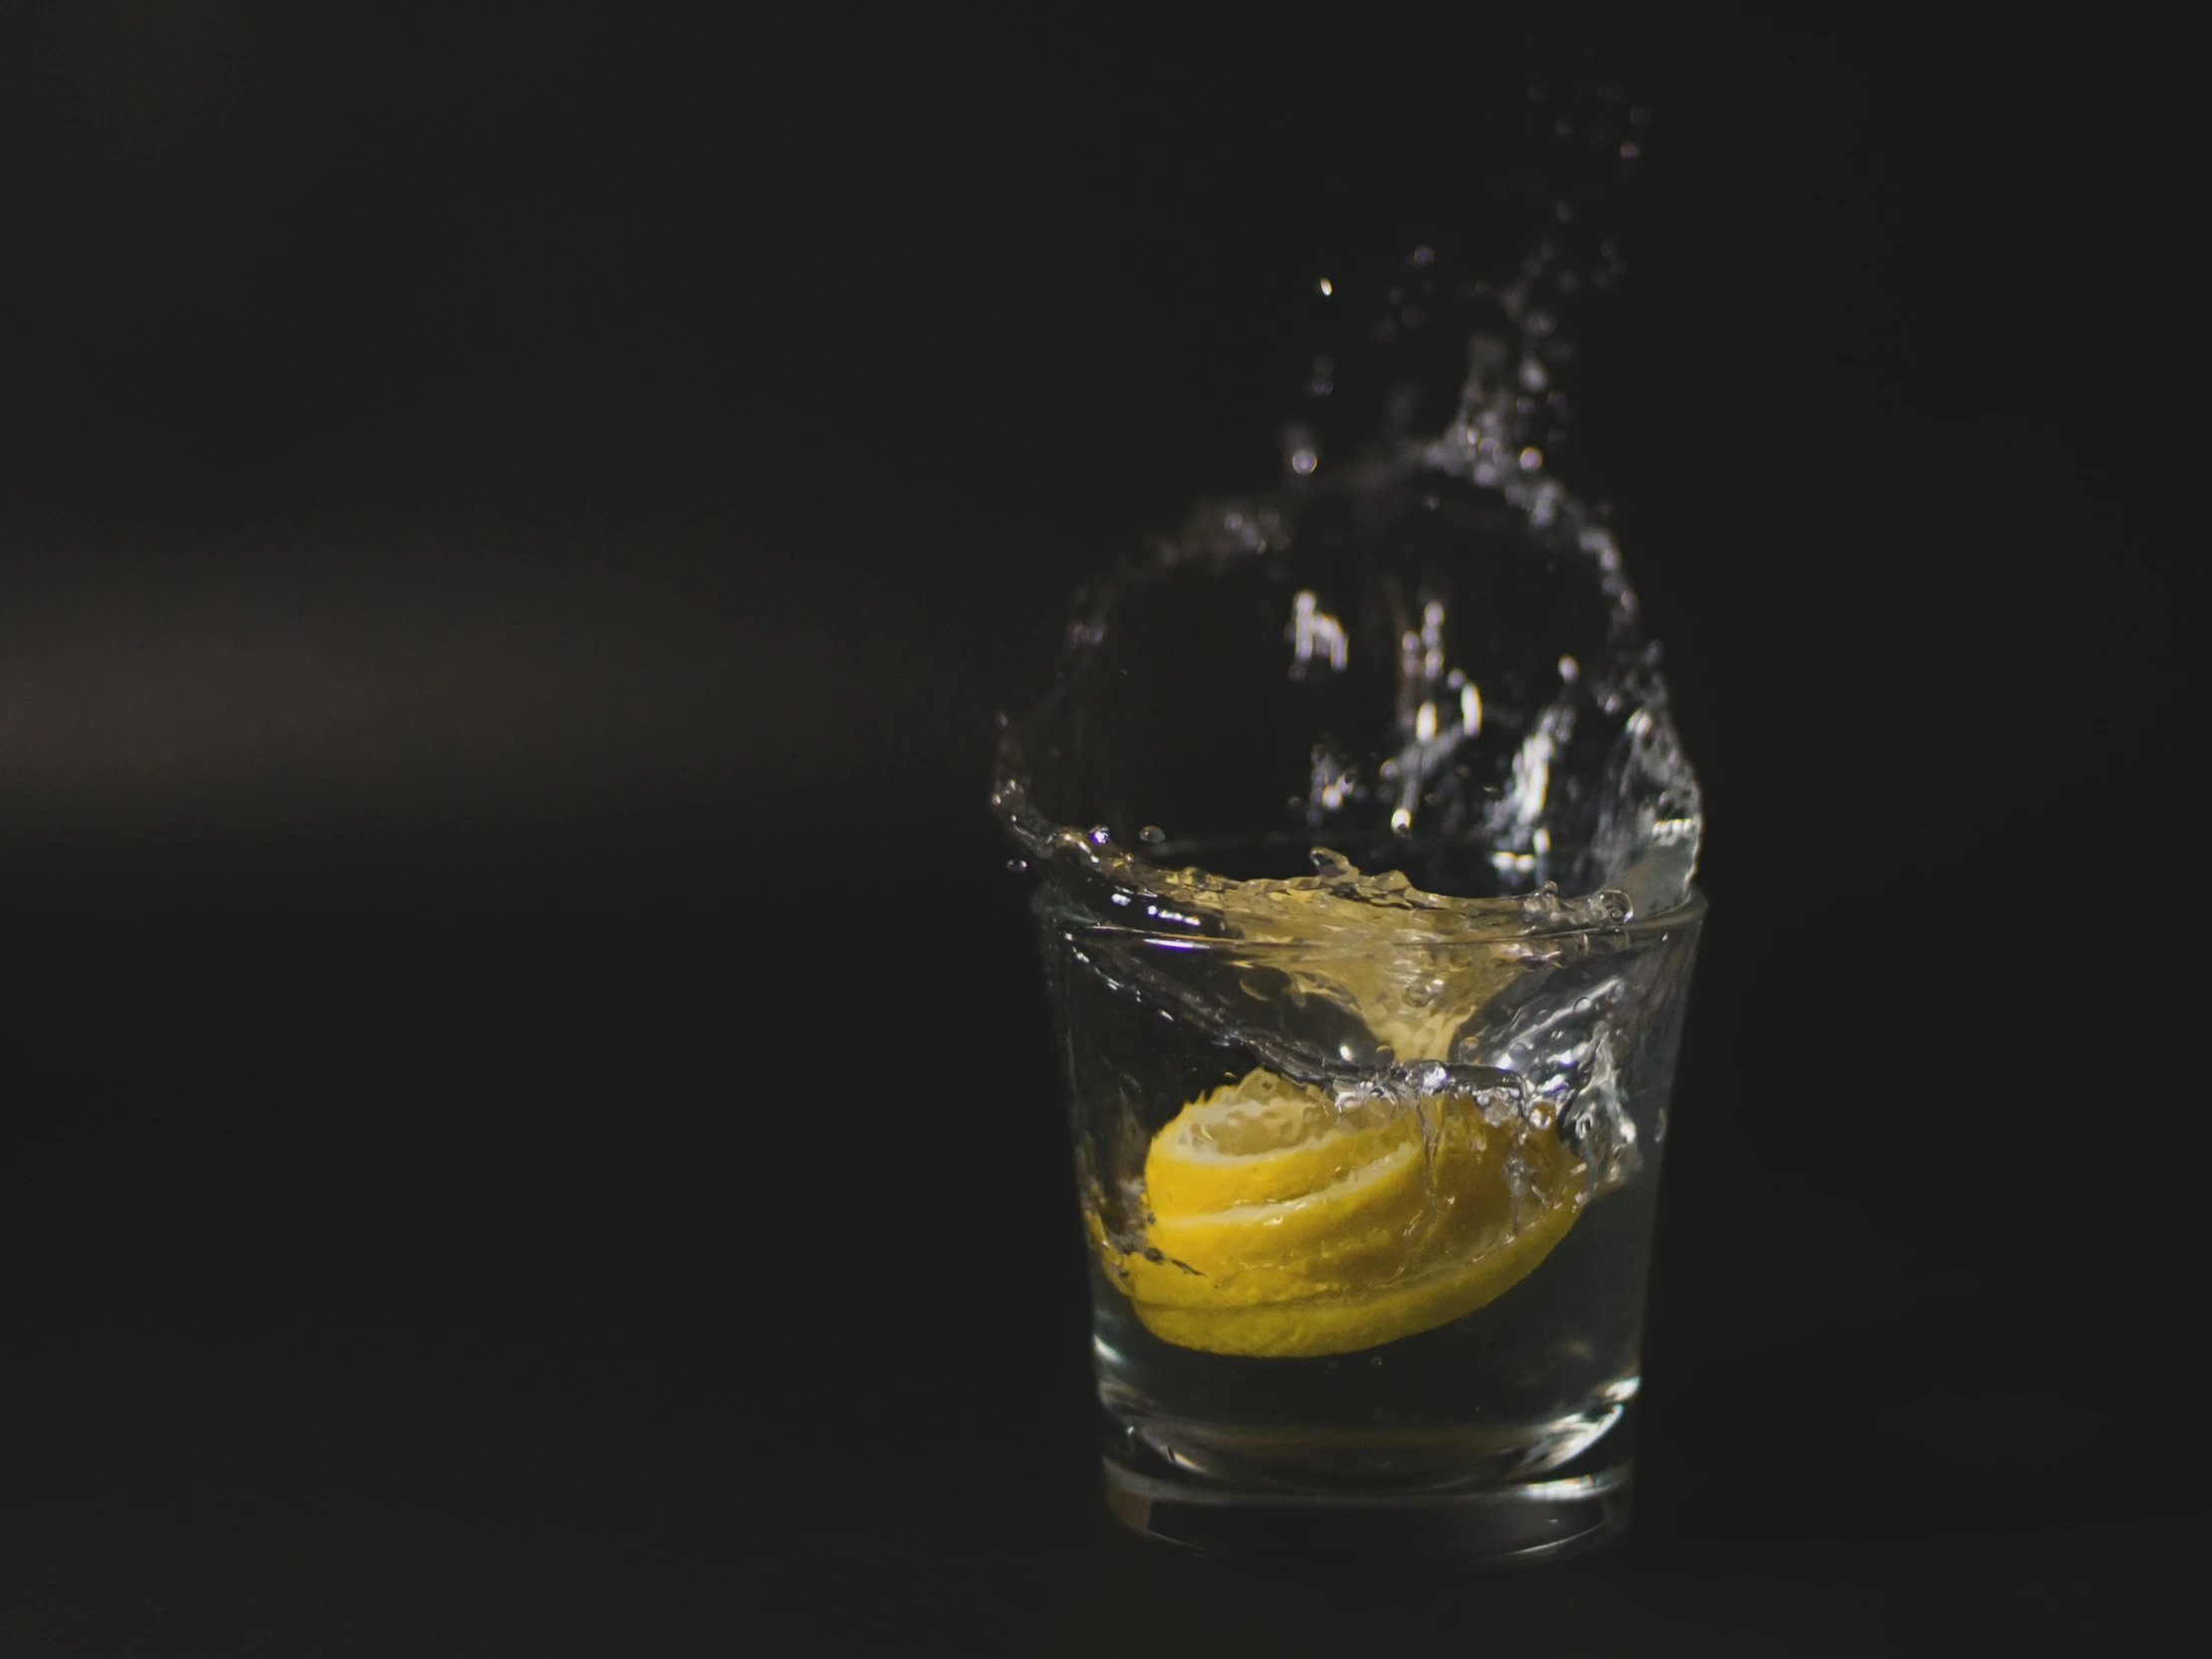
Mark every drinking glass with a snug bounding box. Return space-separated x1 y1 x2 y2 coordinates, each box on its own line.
1030 855 1703 1565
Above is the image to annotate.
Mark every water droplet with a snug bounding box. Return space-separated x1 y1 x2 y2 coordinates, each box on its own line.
1288 590 1348 674
1316 276 1333 296
1139 825 1166 846
1519 446 1543 471
1284 423 1321 476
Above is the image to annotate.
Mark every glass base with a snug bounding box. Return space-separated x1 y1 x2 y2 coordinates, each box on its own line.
1102 1456 1631 1567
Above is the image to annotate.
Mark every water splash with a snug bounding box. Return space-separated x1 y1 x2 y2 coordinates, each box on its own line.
994 74 1697 941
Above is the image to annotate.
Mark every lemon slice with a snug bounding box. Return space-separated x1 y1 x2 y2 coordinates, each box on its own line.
1108 1069 1585 1359
1147 1139 1426 1280
1143 1069 1414 1214
1128 1186 1579 1359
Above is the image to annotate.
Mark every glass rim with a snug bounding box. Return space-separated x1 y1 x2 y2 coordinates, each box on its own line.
996 728 1703 947
1034 873 1706 947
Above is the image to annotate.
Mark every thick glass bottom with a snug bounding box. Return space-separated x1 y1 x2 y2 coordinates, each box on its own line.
1099 1399 1637 1567
1106 1396 1634 1492
1102 1456 1631 1568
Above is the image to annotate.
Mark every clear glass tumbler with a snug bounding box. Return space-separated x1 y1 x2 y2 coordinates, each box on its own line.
1030 854 1703 1565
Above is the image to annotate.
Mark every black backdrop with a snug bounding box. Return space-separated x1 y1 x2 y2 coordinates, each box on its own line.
3 9 2199 1653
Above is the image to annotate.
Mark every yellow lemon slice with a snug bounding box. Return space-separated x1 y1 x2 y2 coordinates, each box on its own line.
1143 1069 1415 1214
1147 1138 1426 1281
1109 1070 1585 1359
1128 1185 1580 1359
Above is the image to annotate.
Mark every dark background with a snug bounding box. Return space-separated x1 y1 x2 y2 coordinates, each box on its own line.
3 8 2199 1653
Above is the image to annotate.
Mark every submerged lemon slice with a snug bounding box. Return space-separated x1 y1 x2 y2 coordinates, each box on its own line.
1143 1070 1415 1214
1109 1067 1583 1359
1148 1139 1427 1281
1129 1191 1580 1359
